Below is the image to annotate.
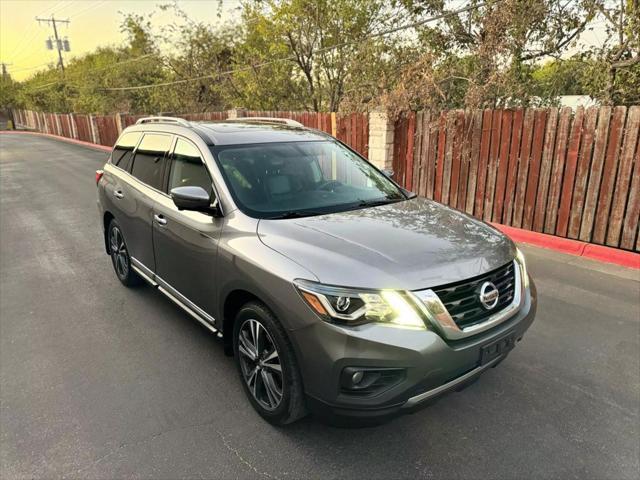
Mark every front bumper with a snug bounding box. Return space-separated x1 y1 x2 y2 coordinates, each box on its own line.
291 279 537 421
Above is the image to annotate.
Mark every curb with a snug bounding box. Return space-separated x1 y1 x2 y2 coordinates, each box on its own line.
492 223 640 270
0 130 112 152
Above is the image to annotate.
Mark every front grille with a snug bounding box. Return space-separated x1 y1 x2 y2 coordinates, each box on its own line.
432 262 516 329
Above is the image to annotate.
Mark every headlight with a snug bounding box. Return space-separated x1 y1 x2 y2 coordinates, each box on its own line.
294 279 426 330
515 248 529 288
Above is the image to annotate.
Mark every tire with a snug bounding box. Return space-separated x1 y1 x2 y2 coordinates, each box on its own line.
107 219 142 287
233 301 307 425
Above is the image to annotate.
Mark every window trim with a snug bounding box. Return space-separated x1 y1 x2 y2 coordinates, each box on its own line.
110 131 144 172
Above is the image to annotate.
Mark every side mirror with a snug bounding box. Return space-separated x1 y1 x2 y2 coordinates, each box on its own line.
382 169 394 178
170 186 219 215
401 187 418 199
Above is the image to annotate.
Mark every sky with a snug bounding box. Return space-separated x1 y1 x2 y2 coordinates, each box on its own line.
0 0 240 81
1 0 610 82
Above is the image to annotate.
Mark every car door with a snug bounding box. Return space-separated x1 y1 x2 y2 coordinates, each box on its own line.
123 132 173 273
152 136 222 321
102 131 142 245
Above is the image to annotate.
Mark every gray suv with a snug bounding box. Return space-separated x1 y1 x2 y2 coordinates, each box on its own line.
96 116 536 425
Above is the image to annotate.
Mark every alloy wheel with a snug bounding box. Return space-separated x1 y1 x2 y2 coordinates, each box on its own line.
110 226 129 279
238 318 284 411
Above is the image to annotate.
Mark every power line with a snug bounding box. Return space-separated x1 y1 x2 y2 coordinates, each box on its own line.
9 62 51 73
30 80 63 92
68 0 107 20
14 52 154 81
23 54 157 90
41 1 74 18
100 1 487 92
6 25 46 62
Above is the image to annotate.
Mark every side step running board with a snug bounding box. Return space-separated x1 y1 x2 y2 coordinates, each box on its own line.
158 286 219 336
131 263 221 337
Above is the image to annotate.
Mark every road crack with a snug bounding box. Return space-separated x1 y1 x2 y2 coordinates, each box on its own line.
217 430 281 480
71 418 220 476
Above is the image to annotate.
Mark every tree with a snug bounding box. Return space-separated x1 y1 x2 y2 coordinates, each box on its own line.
380 0 598 112
235 0 399 111
531 57 594 97
157 3 236 112
0 73 19 112
6 0 638 114
11 13 172 114
581 0 640 105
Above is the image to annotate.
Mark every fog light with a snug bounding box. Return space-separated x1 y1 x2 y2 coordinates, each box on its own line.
340 367 406 396
351 370 364 385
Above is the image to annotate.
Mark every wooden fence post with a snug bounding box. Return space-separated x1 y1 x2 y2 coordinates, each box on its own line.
54 113 62 136
69 113 78 139
115 113 124 135
89 115 100 145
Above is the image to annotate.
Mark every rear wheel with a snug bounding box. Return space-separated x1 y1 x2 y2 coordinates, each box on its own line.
233 301 307 425
108 220 141 287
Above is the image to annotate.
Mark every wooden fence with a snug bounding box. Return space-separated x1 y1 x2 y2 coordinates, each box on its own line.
10 109 369 157
393 107 640 251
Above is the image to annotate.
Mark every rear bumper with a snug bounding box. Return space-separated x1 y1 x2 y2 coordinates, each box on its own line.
293 279 537 422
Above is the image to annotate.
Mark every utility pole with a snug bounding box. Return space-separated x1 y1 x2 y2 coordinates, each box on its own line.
1 62 12 79
36 15 70 75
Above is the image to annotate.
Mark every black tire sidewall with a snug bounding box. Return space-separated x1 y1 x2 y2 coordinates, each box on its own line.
233 302 299 424
108 219 137 286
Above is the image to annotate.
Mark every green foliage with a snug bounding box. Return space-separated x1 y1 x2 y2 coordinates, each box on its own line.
3 0 638 114
0 74 19 111
229 0 397 111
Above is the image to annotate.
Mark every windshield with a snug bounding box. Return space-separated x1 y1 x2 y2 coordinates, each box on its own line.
212 141 406 219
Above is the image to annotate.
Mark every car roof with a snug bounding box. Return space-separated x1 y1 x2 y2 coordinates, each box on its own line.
193 122 331 146
123 119 332 146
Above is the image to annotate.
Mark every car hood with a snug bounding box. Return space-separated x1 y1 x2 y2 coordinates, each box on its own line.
257 197 515 290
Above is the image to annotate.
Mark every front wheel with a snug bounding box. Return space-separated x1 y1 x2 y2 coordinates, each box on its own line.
108 220 142 287
233 301 307 425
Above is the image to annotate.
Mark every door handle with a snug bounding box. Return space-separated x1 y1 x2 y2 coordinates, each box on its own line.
154 214 167 226
114 190 124 199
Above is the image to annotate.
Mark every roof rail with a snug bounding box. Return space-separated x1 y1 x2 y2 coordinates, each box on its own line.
135 116 191 127
224 117 304 128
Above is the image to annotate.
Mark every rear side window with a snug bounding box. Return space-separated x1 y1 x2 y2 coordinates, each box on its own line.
111 132 141 171
130 133 172 190
168 139 212 195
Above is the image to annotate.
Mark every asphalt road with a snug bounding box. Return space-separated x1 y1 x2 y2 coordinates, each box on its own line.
1 133 639 480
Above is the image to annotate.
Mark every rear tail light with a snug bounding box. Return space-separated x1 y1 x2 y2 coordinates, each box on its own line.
95 169 104 186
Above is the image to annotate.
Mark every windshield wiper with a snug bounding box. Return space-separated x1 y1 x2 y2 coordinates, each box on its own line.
266 210 326 220
357 196 403 208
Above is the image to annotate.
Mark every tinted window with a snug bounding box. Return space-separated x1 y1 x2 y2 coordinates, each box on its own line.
168 139 212 195
111 132 141 172
130 134 172 189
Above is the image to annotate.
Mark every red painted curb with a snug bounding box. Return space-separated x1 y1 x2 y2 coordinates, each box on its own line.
492 223 639 270
582 244 640 269
0 130 112 152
